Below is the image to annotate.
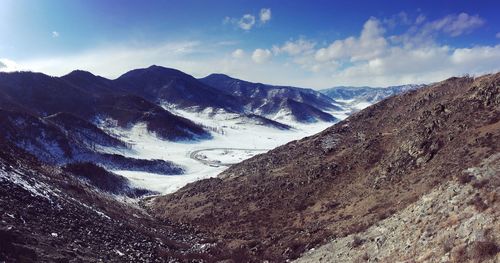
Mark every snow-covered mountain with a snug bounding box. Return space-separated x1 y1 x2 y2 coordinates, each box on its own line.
0 71 210 141
115 65 243 112
320 84 425 107
200 73 341 123
0 109 183 175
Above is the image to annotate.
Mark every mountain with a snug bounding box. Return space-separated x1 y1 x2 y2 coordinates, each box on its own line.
0 109 183 174
0 71 209 141
61 162 155 197
115 65 242 112
44 112 127 149
0 71 97 118
320 84 424 107
96 94 210 140
200 73 341 123
61 70 125 95
230 114 292 130
150 73 500 262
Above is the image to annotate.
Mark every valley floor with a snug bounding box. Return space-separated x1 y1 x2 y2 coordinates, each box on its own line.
106 108 350 194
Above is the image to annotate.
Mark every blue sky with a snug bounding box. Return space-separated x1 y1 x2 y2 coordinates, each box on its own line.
1 0 499 88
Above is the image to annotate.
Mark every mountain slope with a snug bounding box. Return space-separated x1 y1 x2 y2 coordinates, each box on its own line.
44 112 127 149
115 65 242 112
150 73 500 262
0 109 182 174
0 71 209 141
200 73 341 123
0 140 234 262
61 70 125 95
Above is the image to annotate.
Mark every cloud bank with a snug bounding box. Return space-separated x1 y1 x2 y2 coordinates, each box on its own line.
4 12 499 89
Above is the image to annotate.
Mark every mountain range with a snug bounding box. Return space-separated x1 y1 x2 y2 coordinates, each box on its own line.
1 65 414 176
5 66 497 262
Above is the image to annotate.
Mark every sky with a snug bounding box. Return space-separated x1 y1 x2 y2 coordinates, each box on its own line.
0 0 499 88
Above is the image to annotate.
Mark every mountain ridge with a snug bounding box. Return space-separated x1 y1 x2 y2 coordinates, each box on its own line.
150 73 500 262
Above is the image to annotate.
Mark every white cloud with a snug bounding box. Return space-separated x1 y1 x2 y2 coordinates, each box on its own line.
496 32 500 39
427 13 484 37
415 14 426 25
0 58 22 72
251 48 272 63
10 41 202 77
260 8 271 23
4 13 498 89
52 31 59 38
259 12 498 87
222 16 233 25
225 8 270 31
315 17 387 62
273 38 316 56
238 14 255 30
384 11 411 28
231 49 245 59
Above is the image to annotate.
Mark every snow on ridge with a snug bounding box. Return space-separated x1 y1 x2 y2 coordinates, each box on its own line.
0 165 57 201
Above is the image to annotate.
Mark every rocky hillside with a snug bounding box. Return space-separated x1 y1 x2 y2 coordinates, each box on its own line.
0 140 236 262
150 73 500 262
297 153 499 262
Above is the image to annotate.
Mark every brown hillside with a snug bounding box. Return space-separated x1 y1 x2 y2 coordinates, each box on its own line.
150 73 500 262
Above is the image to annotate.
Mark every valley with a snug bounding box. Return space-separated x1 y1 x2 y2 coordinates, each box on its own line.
104 108 346 194
1 67 498 262
2 3 499 262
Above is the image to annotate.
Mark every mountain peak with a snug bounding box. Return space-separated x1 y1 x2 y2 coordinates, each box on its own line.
202 73 234 80
63 70 97 79
117 65 189 80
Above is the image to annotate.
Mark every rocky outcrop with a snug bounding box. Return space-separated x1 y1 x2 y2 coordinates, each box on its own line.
296 154 499 263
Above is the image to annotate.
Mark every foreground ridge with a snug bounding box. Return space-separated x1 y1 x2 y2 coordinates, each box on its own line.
151 73 500 262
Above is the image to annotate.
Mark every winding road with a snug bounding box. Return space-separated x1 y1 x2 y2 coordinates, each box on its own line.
189 148 269 167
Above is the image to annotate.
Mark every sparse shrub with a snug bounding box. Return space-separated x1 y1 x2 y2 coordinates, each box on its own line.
442 236 455 253
354 252 370 263
471 240 499 260
351 236 365 248
472 179 489 189
450 244 468 263
457 173 474 184
468 195 488 212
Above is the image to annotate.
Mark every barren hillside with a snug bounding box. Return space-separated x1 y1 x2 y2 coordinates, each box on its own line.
150 73 500 262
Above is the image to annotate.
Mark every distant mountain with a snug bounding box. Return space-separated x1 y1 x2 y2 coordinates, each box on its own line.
200 73 341 123
230 114 292 130
269 98 337 123
61 70 126 95
0 71 209 141
115 65 242 112
320 84 424 105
